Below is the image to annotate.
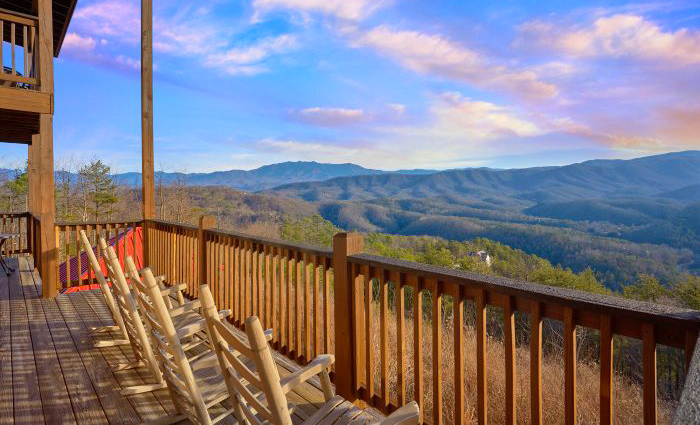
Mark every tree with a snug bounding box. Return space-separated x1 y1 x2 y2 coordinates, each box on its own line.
78 159 118 221
3 167 28 212
623 274 667 302
673 274 700 310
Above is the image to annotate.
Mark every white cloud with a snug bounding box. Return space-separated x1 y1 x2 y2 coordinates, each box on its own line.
63 33 97 52
204 35 299 75
295 107 366 126
519 14 700 66
390 92 544 141
351 26 558 100
252 0 387 21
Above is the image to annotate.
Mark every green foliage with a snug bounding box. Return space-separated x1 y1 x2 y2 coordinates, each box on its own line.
78 159 118 221
281 214 342 247
673 274 700 310
623 274 668 302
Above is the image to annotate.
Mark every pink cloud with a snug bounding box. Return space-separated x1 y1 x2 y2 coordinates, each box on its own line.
351 25 558 100
518 14 700 66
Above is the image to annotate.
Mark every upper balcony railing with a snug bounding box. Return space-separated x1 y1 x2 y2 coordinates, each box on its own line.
1 8 40 90
47 217 700 424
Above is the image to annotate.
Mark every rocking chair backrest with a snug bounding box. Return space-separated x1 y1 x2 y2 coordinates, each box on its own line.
78 230 128 341
200 284 292 425
102 245 163 383
137 267 212 423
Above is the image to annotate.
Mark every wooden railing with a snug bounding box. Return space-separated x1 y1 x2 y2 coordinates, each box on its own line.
337 253 700 424
55 220 142 290
1 8 40 89
54 217 700 424
144 218 335 365
0 211 33 256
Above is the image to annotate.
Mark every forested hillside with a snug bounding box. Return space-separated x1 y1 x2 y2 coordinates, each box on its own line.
1 151 698 292
262 151 700 285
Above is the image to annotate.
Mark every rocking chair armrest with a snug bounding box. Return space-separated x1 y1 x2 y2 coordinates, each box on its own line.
168 299 201 317
374 401 420 425
279 354 335 394
160 283 186 297
175 310 230 339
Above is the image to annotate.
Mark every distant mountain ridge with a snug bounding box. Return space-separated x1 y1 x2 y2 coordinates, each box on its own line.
263 151 700 202
111 161 437 191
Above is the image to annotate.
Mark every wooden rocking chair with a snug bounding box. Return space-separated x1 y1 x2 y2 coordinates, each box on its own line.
199 284 421 425
78 230 129 348
137 267 234 425
101 245 169 395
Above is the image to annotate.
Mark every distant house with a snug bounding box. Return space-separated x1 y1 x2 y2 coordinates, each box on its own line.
468 250 492 267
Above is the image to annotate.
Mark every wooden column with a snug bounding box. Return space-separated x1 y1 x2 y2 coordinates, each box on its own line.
332 232 363 402
141 0 155 267
27 140 40 214
37 0 56 298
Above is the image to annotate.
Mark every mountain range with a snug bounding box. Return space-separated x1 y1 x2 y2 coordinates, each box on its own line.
263 151 700 203
111 161 436 191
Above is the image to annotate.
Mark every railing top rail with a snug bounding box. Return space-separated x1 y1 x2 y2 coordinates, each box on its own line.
147 218 197 231
207 227 334 259
56 219 142 227
350 253 700 333
0 211 31 217
145 218 334 259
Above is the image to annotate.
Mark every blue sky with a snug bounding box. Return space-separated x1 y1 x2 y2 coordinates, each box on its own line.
3 0 700 172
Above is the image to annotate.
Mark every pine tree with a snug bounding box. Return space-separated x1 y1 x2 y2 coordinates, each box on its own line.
78 159 118 222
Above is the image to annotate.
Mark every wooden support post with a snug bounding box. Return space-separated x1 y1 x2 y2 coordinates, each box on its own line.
198 215 216 286
37 0 56 298
141 0 155 269
332 232 363 402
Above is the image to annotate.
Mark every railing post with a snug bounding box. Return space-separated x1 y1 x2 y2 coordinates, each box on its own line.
198 215 216 291
332 232 363 402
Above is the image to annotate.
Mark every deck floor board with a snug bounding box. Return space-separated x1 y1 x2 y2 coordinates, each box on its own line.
0 256 385 425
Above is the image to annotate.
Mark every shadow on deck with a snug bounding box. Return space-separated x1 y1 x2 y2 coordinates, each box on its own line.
0 256 360 424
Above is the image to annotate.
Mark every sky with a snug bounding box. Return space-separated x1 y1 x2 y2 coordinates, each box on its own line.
2 0 700 172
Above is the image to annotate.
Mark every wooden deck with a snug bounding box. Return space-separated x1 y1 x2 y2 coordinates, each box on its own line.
0 257 381 424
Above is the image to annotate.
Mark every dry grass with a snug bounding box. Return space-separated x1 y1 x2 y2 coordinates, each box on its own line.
365 304 674 425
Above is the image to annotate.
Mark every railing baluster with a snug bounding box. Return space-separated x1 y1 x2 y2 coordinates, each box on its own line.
476 288 487 425
453 285 464 425
233 239 241 325
11 22 16 74
412 276 423 423
324 260 332 354
280 248 288 350
431 278 443 425
380 268 389 410
272 246 279 346
643 323 657 425
530 301 543 425
296 251 303 362
397 272 407 407
600 315 613 425
313 255 321 357
258 246 264 321
504 295 516 425
64 226 70 288
564 307 577 425
265 246 272 331
364 264 374 404
304 252 312 362
287 250 293 354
